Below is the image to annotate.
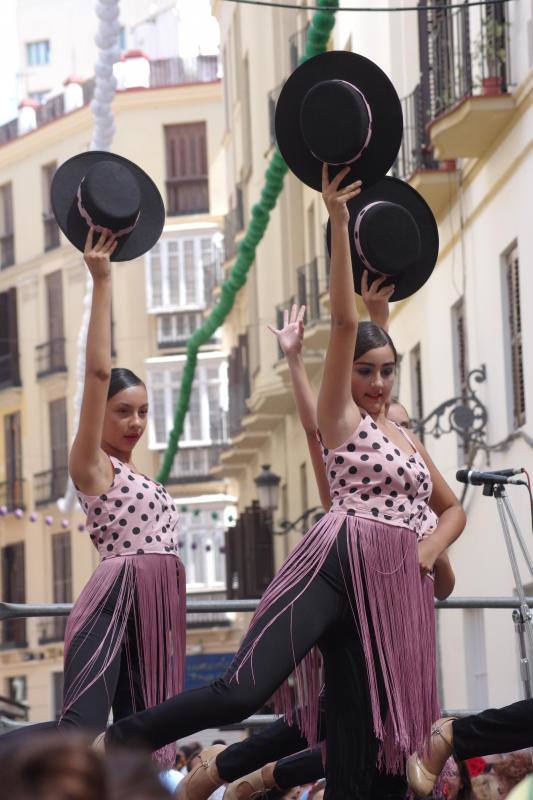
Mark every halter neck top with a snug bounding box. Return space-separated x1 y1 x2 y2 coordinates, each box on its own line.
321 412 434 538
77 455 180 561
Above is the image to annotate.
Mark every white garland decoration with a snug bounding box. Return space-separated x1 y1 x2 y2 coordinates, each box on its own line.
58 0 121 513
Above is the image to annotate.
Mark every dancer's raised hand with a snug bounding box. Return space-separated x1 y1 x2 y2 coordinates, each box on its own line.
267 304 306 358
361 270 394 331
84 227 117 280
321 164 362 227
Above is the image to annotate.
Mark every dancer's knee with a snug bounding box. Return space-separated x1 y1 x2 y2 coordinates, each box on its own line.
210 675 266 722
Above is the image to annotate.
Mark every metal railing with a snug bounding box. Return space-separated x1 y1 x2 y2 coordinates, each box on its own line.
426 0 510 120
0 352 20 389
163 444 226 484
1 595 532 620
392 84 439 181
34 467 69 507
0 233 15 269
0 478 25 511
149 55 219 88
35 337 67 378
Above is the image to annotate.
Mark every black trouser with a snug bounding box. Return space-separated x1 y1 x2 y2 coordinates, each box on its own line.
109 525 385 799
220 700 406 798
0 570 145 749
453 699 533 760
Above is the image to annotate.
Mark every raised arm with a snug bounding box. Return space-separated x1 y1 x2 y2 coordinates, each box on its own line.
317 165 362 448
69 229 118 495
361 270 395 332
268 304 331 511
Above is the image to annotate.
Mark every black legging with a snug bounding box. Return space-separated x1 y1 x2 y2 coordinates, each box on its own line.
0 570 145 749
453 698 533 760
220 701 406 799
109 525 385 799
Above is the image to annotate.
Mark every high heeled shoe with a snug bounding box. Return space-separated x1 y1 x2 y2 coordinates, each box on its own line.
406 716 456 798
223 763 277 799
174 744 227 800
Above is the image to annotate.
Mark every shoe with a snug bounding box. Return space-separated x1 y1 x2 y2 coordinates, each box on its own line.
406 716 456 798
223 763 277 799
175 745 227 800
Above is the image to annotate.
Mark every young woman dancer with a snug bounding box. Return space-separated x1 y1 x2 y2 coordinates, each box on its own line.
102 166 466 800
217 305 455 800
0 229 186 768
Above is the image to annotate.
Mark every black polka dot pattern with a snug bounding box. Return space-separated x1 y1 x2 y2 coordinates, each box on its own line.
319 413 433 532
76 456 181 561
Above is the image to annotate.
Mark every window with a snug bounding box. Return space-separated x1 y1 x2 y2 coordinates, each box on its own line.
3 411 23 510
26 40 50 66
1 543 26 648
50 398 68 498
118 26 126 52
42 162 59 251
410 343 424 441
504 245 525 429
51 532 72 640
148 361 227 447
146 235 219 311
156 311 204 348
36 271 66 377
164 122 209 215
179 508 227 590
7 675 27 704
0 288 20 388
0 183 14 269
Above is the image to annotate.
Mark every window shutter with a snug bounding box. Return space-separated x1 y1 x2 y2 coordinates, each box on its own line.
241 502 274 598
1 543 26 646
4 411 23 506
164 123 209 215
52 531 72 639
506 246 525 428
49 398 68 498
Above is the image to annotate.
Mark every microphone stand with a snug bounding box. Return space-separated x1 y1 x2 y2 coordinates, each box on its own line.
482 479 533 698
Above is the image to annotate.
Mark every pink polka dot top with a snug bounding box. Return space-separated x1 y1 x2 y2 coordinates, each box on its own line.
76 456 180 561
321 411 434 538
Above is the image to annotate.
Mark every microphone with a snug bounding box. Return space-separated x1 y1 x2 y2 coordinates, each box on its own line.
456 468 526 487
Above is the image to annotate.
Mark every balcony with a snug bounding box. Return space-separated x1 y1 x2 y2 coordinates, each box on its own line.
156 311 205 350
0 352 20 390
0 233 14 270
223 187 245 264
43 213 60 252
166 177 209 217
392 84 456 218
0 478 25 511
203 259 224 306
164 445 226 484
36 337 67 379
275 257 330 358
0 56 220 147
34 467 68 507
425 0 514 159
149 55 219 88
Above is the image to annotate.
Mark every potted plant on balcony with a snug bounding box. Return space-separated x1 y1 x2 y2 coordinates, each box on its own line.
474 15 508 96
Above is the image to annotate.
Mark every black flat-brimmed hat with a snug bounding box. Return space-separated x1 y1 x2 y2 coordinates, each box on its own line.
275 51 403 191
51 151 165 261
326 177 439 301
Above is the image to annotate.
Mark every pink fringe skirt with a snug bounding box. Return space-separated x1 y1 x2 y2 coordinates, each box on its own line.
62 554 186 768
233 511 439 773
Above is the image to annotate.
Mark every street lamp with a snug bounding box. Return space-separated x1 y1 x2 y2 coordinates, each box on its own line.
254 464 281 513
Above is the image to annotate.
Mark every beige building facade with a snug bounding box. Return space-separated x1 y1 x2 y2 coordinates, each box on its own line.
213 0 533 713
0 53 242 724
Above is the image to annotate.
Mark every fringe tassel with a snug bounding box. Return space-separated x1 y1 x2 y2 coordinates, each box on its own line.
61 555 185 769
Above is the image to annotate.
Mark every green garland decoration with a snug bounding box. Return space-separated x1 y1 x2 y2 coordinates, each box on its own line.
156 0 339 483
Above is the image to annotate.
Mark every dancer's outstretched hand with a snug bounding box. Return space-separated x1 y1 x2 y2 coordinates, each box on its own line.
84 227 117 280
361 270 394 330
321 164 362 227
267 303 305 358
